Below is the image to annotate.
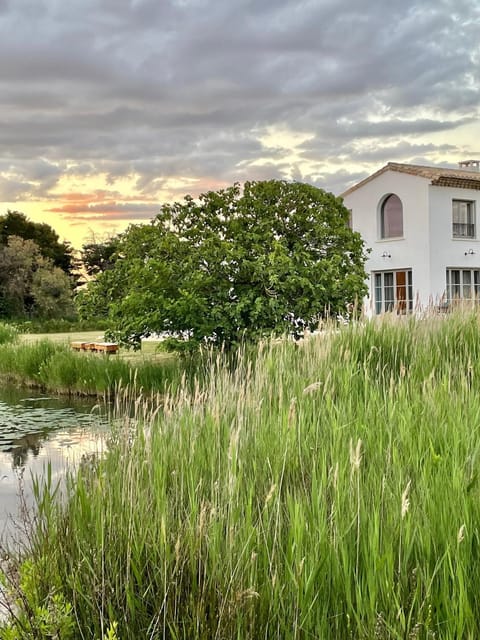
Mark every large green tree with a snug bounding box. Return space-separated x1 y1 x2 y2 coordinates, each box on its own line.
80 180 368 350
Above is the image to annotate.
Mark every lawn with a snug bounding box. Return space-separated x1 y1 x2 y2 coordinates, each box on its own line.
18 331 173 364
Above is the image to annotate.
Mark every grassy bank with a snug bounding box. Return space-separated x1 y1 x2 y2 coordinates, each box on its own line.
0 330 187 396
4 312 480 638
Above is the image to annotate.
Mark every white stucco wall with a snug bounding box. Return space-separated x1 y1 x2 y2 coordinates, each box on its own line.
343 170 431 313
428 185 480 301
343 169 480 314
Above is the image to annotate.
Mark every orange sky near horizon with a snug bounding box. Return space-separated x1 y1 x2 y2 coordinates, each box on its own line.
1 199 149 249
0 172 231 249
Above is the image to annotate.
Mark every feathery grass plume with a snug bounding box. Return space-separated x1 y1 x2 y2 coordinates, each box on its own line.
264 483 277 508
234 588 259 603
302 381 322 395
349 437 363 473
457 523 466 544
401 480 412 520
287 397 296 428
329 462 339 490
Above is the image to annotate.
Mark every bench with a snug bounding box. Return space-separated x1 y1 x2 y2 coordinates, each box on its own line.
71 341 119 354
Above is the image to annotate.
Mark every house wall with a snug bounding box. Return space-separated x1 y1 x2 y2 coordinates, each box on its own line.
343 170 431 314
428 184 480 301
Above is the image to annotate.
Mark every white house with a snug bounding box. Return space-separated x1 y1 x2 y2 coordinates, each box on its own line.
342 161 480 315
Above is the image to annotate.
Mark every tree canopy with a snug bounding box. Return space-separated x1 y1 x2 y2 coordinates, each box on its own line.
81 234 120 277
79 180 368 350
0 210 75 274
0 236 75 319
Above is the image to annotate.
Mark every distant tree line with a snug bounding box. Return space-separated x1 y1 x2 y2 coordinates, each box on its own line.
2 181 368 336
0 211 76 320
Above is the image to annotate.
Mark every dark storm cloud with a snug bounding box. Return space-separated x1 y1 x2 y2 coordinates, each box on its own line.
0 0 479 220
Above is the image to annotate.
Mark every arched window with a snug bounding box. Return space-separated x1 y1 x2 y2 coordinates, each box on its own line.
380 194 403 239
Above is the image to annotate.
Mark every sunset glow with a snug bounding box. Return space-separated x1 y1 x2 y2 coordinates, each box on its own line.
0 0 478 247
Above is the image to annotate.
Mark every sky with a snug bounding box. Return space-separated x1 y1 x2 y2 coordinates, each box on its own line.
0 0 479 248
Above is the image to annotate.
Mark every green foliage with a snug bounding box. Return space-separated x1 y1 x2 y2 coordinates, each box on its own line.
8 310 480 638
0 338 188 395
81 180 368 350
0 236 75 320
0 340 60 381
0 210 75 274
31 267 76 320
76 269 120 321
0 559 75 639
81 234 120 276
0 321 18 345
101 621 119 640
15 318 109 334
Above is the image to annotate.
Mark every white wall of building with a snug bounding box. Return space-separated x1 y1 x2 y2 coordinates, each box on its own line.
343 170 431 313
428 185 480 302
343 168 480 314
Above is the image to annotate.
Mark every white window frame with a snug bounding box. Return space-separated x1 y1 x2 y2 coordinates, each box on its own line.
446 268 480 301
379 194 404 240
452 200 476 239
373 269 413 315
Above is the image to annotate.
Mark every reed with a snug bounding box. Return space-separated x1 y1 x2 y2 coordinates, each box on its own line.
0 321 18 345
0 340 189 396
4 310 480 638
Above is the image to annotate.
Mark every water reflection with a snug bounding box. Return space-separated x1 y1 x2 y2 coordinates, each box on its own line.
0 387 107 542
0 391 103 466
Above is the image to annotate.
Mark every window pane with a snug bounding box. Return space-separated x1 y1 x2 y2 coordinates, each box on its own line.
374 273 382 314
463 270 472 299
381 194 403 238
475 271 480 300
396 270 407 313
384 272 394 310
407 271 413 311
450 270 460 299
453 200 475 238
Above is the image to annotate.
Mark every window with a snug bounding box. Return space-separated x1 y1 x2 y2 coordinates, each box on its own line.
446 269 480 301
452 200 475 238
380 194 403 239
374 270 413 314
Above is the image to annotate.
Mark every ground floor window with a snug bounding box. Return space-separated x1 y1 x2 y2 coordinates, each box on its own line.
373 269 413 314
446 268 480 301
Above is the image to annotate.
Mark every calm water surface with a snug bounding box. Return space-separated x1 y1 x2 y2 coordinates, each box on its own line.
0 386 108 543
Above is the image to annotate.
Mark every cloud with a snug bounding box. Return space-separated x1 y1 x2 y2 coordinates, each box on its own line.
0 0 478 233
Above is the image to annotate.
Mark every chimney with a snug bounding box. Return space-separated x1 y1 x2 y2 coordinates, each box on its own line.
459 160 480 172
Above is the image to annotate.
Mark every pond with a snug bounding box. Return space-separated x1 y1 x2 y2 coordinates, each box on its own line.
0 386 108 544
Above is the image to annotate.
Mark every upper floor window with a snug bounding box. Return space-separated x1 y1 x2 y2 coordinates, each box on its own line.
380 194 403 239
452 200 475 238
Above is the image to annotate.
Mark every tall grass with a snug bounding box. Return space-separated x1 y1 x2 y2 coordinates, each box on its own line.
0 321 18 345
0 340 189 396
5 311 480 638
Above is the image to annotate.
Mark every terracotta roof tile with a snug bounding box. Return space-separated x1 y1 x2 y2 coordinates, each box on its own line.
341 162 480 197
